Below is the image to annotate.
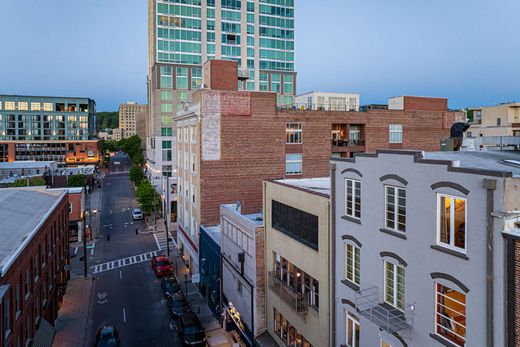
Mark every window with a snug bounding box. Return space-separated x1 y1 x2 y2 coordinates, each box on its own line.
161 103 172 113
162 141 172 161
346 312 360 347
285 153 302 175
161 91 172 101
437 195 466 252
161 115 172 126
283 74 293 94
286 123 302 144
345 179 361 219
271 200 318 250
384 261 405 310
273 308 313 347
162 165 172 177
161 127 173 136
349 125 361 145
497 117 501 126
5 101 15 110
435 283 466 346
389 124 402 144
191 154 196 173
176 67 188 89
385 186 406 232
160 66 173 88
31 102 41 111
190 126 197 143
68 203 73 214
43 103 53 111
345 243 360 286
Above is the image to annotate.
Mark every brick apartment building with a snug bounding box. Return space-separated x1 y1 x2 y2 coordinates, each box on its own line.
173 59 464 275
0 187 70 347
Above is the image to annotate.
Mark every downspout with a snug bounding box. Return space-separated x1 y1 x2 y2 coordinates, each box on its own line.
484 178 497 347
330 163 337 347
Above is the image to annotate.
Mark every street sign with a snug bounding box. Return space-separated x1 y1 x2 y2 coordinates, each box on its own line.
191 274 200 284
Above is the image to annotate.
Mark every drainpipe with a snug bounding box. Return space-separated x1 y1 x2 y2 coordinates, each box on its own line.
330 163 337 347
484 178 497 347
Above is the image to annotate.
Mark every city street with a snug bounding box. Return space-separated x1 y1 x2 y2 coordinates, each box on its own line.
85 153 181 347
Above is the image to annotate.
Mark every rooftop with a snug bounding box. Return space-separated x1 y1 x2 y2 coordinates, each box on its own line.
423 150 520 177
221 203 263 226
0 161 57 169
0 187 66 276
201 225 221 245
274 177 330 197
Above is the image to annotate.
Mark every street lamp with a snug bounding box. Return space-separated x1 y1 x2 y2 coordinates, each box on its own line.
82 210 89 278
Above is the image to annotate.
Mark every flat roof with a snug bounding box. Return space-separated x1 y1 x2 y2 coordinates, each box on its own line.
424 151 520 177
0 161 57 169
0 94 94 102
201 225 221 245
297 91 360 97
273 177 330 197
221 204 263 226
0 187 66 276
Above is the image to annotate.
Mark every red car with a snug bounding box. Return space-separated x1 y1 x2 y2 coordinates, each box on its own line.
151 256 174 277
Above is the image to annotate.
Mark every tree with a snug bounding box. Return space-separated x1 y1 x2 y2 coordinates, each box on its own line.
96 111 119 130
101 140 117 154
129 165 144 185
68 174 87 187
117 135 143 166
11 177 46 187
135 180 161 215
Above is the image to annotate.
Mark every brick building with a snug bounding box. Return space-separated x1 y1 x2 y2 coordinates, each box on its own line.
0 187 70 347
173 60 464 274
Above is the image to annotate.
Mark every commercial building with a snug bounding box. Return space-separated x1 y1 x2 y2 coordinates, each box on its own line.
263 178 331 347
199 226 221 317
0 161 57 180
119 102 146 139
330 150 520 347
174 59 464 278
295 92 360 111
466 102 520 137
146 0 297 180
0 187 70 347
112 128 123 142
220 203 265 345
135 109 148 147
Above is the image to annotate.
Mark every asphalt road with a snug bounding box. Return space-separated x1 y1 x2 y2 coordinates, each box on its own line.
86 153 181 347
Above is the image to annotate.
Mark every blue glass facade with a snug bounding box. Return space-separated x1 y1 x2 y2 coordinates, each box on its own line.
199 226 221 316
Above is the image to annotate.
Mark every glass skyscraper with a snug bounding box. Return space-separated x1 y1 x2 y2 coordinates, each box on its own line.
146 0 296 181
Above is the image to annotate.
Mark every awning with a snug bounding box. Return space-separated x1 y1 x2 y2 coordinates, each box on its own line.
32 318 55 347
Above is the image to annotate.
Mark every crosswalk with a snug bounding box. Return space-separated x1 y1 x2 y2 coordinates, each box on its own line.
153 231 173 251
91 251 158 274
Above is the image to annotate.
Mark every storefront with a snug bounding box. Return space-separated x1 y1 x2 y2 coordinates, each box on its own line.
224 300 254 347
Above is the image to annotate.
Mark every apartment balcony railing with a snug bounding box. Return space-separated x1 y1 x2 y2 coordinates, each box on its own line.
331 139 365 147
355 287 415 334
238 68 250 80
278 103 361 112
268 271 310 314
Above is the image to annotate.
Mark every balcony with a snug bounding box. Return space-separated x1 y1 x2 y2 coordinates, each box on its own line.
238 68 250 80
268 271 310 314
355 287 415 334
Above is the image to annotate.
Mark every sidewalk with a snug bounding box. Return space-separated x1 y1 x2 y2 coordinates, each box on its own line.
152 218 242 346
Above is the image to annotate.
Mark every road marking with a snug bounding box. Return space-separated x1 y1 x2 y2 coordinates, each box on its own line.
91 250 158 274
119 270 123 280
90 248 95 256
74 247 79 255
97 292 108 304
123 308 127 323
169 322 174 331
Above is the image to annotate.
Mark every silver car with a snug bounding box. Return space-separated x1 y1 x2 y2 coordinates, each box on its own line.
131 208 143 220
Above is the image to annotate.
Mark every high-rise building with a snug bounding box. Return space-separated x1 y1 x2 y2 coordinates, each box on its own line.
146 0 296 182
118 102 146 138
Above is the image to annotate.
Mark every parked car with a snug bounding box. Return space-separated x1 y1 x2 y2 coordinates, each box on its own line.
151 256 174 277
161 276 182 298
131 208 143 220
167 292 191 318
94 325 120 347
177 312 206 346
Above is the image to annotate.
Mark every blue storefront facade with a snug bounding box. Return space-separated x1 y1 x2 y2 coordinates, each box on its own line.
199 226 221 317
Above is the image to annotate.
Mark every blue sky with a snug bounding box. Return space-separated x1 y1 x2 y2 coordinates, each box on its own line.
1 0 519 111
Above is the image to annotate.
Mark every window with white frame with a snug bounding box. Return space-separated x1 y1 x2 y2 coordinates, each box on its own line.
346 312 360 347
285 153 302 175
385 186 406 232
435 283 466 347
191 183 196 205
286 123 302 144
191 154 196 173
345 179 361 219
389 124 403 144
4 101 15 110
384 261 405 310
190 126 197 143
344 243 360 286
437 194 466 252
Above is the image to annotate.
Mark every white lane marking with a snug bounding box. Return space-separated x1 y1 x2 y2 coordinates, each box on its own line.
91 251 158 274
119 270 123 280
74 247 79 255
153 233 161 250
123 308 127 323
169 322 174 331
90 248 95 256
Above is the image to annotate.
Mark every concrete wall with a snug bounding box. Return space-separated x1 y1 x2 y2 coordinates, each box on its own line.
332 152 507 347
264 181 330 347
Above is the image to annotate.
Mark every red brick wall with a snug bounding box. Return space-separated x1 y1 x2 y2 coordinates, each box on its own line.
204 60 238 91
199 90 464 226
68 192 83 222
0 193 69 347
403 96 448 112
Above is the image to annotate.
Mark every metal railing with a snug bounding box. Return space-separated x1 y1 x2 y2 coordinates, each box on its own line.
268 271 310 314
277 103 361 112
238 68 251 79
331 139 365 147
355 286 415 334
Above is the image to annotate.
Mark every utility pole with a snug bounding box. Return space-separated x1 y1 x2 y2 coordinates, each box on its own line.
83 210 88 278
153 182 156 232
165 179 170 257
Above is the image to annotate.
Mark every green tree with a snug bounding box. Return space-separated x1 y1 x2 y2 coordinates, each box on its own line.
129 165 144 185
101 140 117 153
68 174 87 187
11 177 46 187
117 135 143 165
96 111 119 130
135 180 161 215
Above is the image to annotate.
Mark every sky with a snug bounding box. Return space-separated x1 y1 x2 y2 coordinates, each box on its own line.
1 0 519 111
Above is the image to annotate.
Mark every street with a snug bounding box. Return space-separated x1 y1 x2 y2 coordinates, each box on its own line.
85 153 180 347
